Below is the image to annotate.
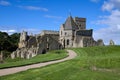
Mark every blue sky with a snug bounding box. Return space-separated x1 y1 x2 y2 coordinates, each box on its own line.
0 0 120 45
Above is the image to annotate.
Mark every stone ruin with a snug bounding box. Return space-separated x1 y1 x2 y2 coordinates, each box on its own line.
109 40 115 45
97 39 104 46
11 30 61 59
59 16 104 48
11 16 105 59
11 47 38 59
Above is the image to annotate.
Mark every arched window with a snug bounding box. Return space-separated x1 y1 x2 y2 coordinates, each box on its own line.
67 39 69 45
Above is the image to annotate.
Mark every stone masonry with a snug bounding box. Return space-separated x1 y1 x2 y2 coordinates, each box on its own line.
11 30 61 59
11 16 104 59
59 16 104 48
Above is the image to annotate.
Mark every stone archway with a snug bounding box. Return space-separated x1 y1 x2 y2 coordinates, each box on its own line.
42 49 46 54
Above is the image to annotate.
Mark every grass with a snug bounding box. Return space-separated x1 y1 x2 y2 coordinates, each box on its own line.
0 46 120 80
0 50 68 69
73 45 120 69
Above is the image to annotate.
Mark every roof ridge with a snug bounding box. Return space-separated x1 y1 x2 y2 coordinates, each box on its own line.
64 16 78 30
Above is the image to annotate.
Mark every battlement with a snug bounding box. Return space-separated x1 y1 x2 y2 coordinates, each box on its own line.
40 30 59 36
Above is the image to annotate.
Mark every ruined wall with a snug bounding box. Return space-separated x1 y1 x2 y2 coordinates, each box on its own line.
39 34 61 52
11 31 61 59
76 29 93 37
73 35 96 47
73 35 83 47
18 31 28 48
97 39 104 46
109 40 115 45
40 30 59 36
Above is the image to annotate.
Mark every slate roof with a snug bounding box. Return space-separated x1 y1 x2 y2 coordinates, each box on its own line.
64 16 79 30
76 29 93 36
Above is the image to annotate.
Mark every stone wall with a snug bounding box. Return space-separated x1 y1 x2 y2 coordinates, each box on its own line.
76 29 93 36
74 17 86 29
18 31 28 48
11 16 105 59
11 31 61 59
37 34 61 53
73 36 96 47
40 30 59 36
97 39 104 46
59 29 74 48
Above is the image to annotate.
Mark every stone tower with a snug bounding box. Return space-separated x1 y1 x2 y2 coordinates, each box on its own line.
59 16 79 48
59 16 97 48
18 31 28 48
73 17 86 29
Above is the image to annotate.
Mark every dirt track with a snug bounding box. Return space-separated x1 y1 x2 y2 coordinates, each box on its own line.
0 50 77 76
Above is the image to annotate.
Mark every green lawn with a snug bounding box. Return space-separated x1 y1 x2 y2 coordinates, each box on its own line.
0 50 68 69
0 46 120 80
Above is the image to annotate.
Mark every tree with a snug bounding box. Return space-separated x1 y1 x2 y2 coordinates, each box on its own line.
0 31 20 58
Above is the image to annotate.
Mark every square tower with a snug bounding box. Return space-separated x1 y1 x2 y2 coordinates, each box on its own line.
74 17 86 29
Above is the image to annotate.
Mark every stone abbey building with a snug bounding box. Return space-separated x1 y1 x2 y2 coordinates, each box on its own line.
60 16 96 48
11 16 104 59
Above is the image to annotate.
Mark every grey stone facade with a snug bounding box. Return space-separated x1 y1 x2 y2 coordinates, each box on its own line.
11 31 61 59
59 16 102 48
11 16 104 59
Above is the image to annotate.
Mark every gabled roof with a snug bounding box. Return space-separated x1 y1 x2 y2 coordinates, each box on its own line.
64 16 78 30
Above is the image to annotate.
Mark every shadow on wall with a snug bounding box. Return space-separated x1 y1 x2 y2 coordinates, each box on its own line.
42 49 46 54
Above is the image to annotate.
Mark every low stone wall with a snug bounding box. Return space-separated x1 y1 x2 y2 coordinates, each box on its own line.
11 47 38 59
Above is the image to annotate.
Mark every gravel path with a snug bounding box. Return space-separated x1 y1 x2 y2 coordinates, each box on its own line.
0 50 77 76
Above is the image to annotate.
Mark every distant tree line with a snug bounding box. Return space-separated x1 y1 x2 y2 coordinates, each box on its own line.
0 31 20 58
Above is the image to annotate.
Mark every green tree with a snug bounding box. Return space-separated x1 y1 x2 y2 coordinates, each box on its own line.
0 31 20 58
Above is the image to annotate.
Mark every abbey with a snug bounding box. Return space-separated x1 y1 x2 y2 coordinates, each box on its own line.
59 16 96 48
11 16 104 59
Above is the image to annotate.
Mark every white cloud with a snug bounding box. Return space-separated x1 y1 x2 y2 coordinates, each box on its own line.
18 6 48 11
96 10 120 26
0 28 41 35
0 29 17 35
8 30 17 33
93 0 120 45
117 24 120 29
102 0 120 11
94 26 120 45
0 29 16 33
0 0 11 6
102 1 114 11
45 15 63 19
94 11 120 44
